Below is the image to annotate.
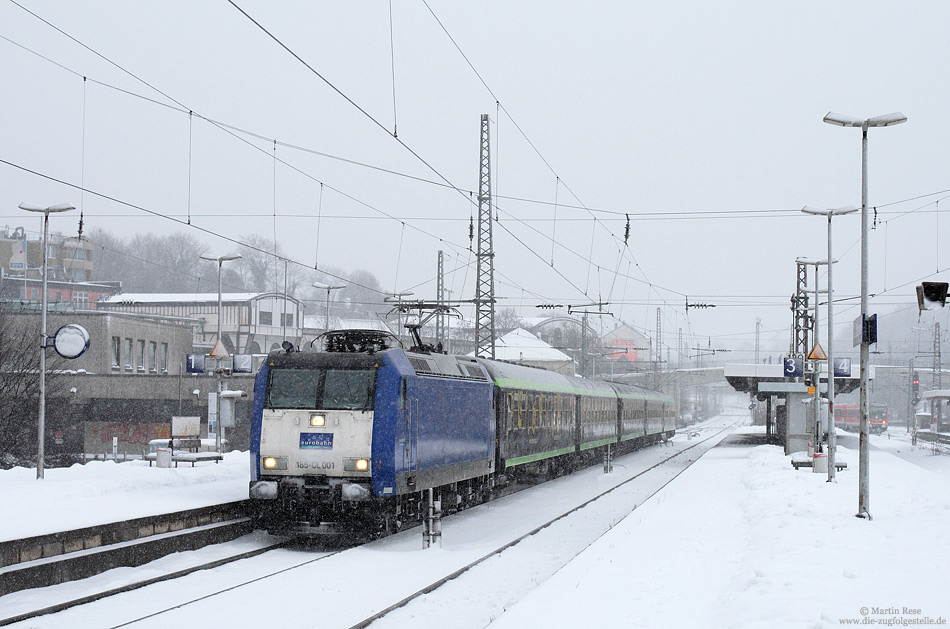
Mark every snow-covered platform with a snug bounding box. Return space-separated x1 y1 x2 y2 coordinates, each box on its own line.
490 425 950 629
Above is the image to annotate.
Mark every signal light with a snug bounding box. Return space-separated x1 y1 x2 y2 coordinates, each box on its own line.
917 282 948 314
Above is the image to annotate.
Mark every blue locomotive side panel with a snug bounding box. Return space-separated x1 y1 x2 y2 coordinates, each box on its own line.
250 362 269 482
369 351 405 497
371 350 495 496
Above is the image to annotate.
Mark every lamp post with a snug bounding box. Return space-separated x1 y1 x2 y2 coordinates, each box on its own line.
802 206 858 482
199 253 241 454
19 202 75 479
823 111 906 517
313 282 346 333
797 257 828 463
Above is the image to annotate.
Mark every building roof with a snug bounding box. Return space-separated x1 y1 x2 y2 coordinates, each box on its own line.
471 328 573 363
100 292 292 305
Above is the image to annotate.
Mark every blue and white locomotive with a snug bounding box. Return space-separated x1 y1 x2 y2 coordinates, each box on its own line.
249 329 675 537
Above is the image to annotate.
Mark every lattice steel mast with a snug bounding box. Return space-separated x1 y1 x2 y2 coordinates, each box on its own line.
475 114 496 358
436 250 445 346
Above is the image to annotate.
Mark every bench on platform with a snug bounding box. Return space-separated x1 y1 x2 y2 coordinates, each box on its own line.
145 450 223 467
791 459 848 470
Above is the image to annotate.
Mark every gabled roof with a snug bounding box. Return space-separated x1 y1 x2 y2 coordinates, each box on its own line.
472 328 573 363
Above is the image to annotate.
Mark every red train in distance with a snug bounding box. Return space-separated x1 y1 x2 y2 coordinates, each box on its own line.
834 404 888 435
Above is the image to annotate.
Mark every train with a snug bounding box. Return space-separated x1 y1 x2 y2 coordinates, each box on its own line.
833 403 888 435
248 329 676 537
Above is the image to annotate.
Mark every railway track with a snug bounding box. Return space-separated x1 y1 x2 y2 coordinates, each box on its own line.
351 417 743 629
0 502 286 627
5 416 742 628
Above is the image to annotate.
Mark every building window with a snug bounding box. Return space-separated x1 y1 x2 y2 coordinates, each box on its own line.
53 290 62 301
47 245 56 259
149 341 157 373
137 340 146 372
124 338 133 369
259 310 272 325
160 343 168 372
73 292 88 308
111 336 121 369
283 313 294 327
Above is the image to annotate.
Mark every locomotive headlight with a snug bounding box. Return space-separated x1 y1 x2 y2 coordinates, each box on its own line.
344 458 371 472
310 413 326 427
262 456 288 470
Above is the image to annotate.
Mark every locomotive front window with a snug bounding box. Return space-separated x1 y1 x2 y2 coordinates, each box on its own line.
323 368 375 410
266 368 321 409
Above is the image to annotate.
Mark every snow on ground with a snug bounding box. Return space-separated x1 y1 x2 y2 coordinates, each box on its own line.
492 428 950 629
0 452 250 541
2 412 949 628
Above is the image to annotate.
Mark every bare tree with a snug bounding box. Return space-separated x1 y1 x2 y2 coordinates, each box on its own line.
86 229 218 293
496 307 525 335
233 234 307 296
0 306 65 462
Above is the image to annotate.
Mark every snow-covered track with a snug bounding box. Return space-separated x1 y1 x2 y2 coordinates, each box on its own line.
350 418 742 629
0 501 259 622
0 533 290 627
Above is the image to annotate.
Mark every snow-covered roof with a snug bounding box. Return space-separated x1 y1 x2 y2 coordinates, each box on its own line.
471 328 572 363
100 292 288 304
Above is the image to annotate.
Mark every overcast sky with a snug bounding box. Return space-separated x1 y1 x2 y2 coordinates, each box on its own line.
1 1 948 363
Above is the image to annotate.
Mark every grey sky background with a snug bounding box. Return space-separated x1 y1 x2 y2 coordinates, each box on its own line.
2 1 948 363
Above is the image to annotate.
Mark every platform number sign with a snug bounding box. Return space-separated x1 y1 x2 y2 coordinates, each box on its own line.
783 356 804 378
833 358 851 378
186 353 206 374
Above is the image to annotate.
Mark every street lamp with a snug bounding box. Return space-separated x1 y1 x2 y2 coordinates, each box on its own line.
823 111 906 518
199 253 241 454
19 202 75 479
313 282 346 332
802 206 858 482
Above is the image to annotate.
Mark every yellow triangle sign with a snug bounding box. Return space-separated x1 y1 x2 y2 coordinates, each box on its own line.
209 339 229 359
807 342 827 361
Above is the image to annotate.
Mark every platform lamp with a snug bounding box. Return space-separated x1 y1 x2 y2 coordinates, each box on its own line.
19 202 75 479
313 282 347 334
802 205 858 483
199 253 241 454
823 111 906 518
